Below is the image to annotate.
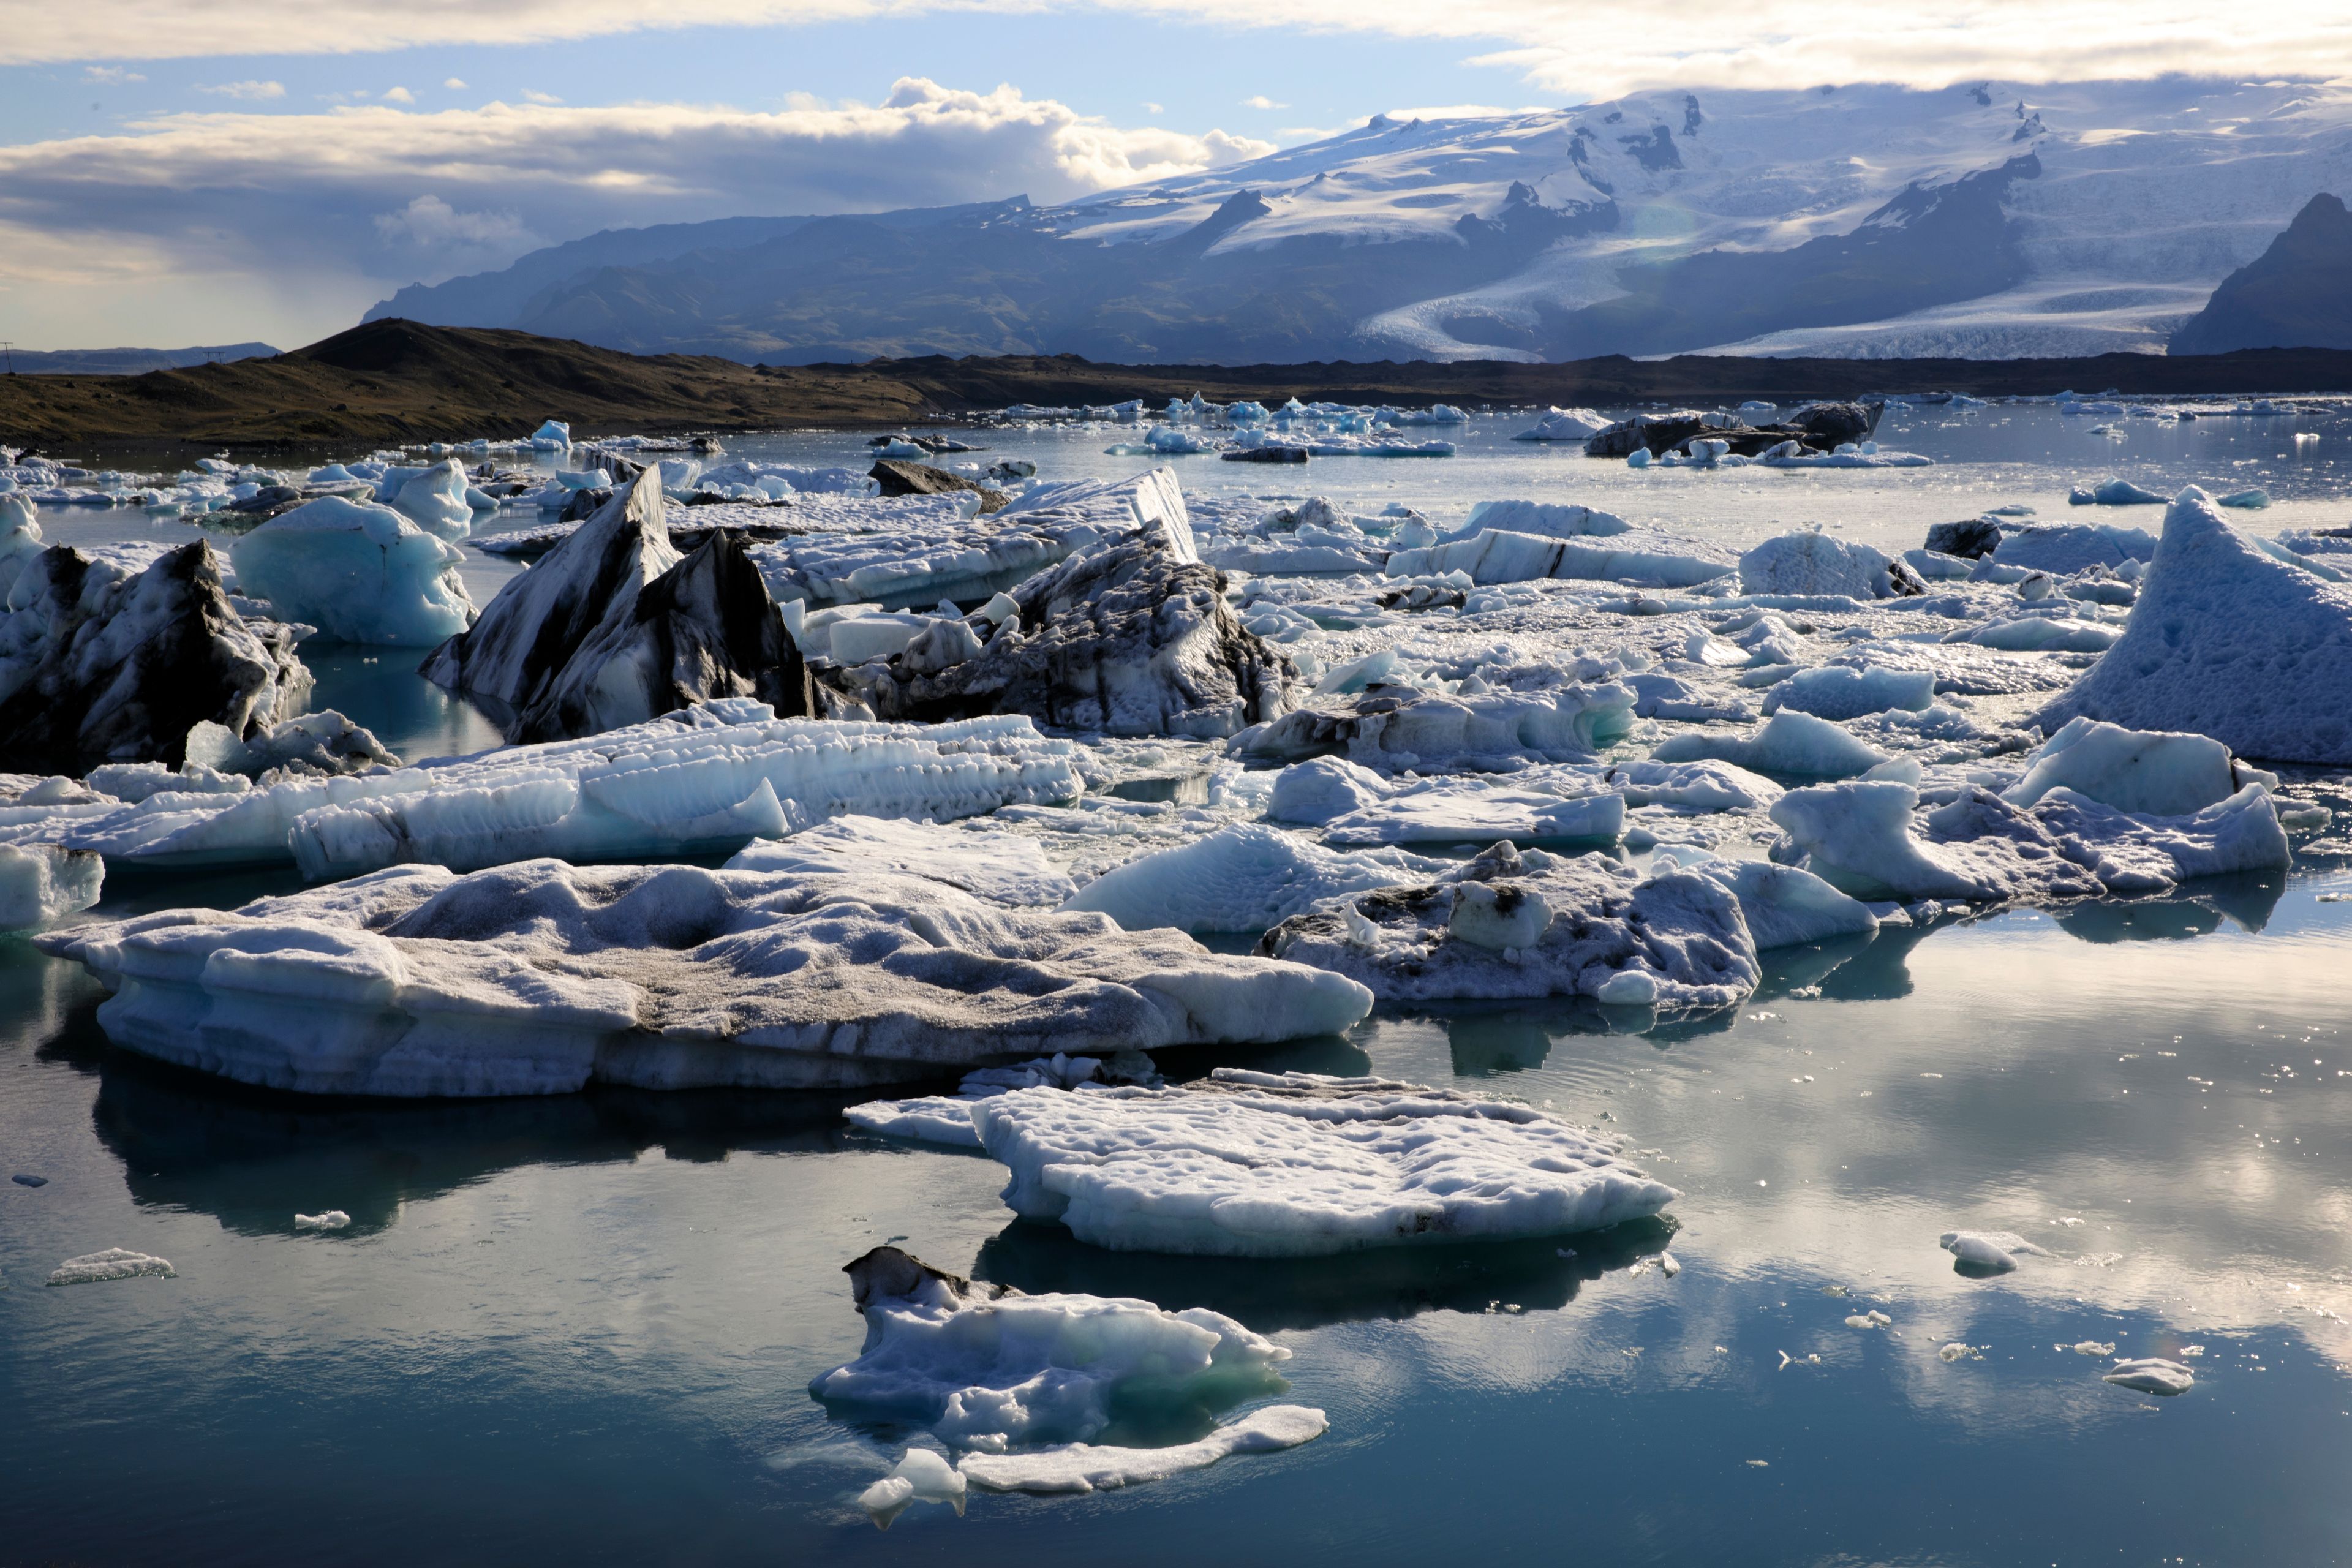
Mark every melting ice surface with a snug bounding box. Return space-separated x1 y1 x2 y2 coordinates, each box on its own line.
7 404 2352 1562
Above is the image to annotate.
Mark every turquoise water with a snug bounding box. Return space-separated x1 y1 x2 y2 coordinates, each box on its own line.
7 405 2352 1563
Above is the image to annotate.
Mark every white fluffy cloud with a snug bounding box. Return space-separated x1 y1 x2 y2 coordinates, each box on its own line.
0 79 1270 345
2 0 2346 92
197 79 285 99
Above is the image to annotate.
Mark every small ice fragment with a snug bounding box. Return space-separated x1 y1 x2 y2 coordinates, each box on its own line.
2103 1357 2195 1395
294 1210 352 1231
858 1474 915 1526
2068 1340 2117 1356
1556 1247 1578 1258
1845 1310 1892 1330
47 1248 175 1286
957 1405 1327 1494
1745 1460 1769 1468
12 1173 48 1188
1940 1343 1983 1362
1660 1251 1681 1277
1940 1230 2032 1273
2182 1344 2204 1357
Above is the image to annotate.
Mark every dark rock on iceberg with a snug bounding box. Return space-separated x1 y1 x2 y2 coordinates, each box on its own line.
870 458 1008 514
2171 193 2352 355
829 522 1292 738
0 541 309 775
423 472 812 742
1787 401 1884 446
1925 518 2005 559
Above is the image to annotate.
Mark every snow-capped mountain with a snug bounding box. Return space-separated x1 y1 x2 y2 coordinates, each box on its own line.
367 78 2352 362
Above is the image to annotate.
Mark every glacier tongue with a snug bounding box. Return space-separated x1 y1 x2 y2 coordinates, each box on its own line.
34 858 1376 1095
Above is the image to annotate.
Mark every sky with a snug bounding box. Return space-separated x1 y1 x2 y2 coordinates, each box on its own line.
1 0 2347 350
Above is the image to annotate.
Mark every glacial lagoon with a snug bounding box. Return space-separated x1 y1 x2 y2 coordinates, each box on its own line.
6 399 2352 1562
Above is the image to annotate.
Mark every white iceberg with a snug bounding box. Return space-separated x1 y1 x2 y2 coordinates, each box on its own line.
973 1067 1676 1256
1385 528 1733 589
47 1248 175 1286
2003 717 2270 817
1990 522 2154 573
1061 824 1440 933
1450 499 1629 541
729 814 1076 907
1649 711 1888 778
230 496 475 647
1264 842 1757 1009
1763 665 1936 721
370 459 474 541
1649 845 1878 949
37 858 1374 1095
1738 532 1915 599
530 420 571 451
2038 487 2352 763
1510 408 1611 443
2103 1357 2194 1395
1320 782 1624 846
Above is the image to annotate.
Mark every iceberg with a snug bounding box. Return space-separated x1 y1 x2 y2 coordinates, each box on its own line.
1769 778 2289 902
972 1066 1676 1256
1235 684 1637 771
0 843 102 931
369 459 473 541
2003 717 2269 816
1510 407 1611 442
2037 488 2352 763
36 857 1376 1095
1763 665 1937 720
1649 846 1878 949
836 517 1291 741
1060 824 1441 933
424 474 812 742
530 420 571 451
1385 528 1734 589
0 540 310 774
1739 532 1918 599
727 813 1076 907
813 1245 1292 1444
1263 842 1758 1009
1649 711 1888 778
2102 1358 2194 1396
1990 522 2155 573
1450 499 1629 541
2068 478 2168 507
1320 782 1624 846
3 704 1084 876
230 496 476 647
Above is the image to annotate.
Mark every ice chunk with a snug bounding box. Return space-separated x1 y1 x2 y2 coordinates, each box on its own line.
729 815 1076 906
1386 528 1733 589
1452 499 1629 539
1649 846 1877 949
836 515 1289 741
47 1248 175 1286
862 1447 966 1522
2038 488 2352 763
1650 711 1888 778
846 1052 1145 1148
0 843 102 931
1265 757 1387 824
0 491 42 598
1321 783 1623 846
960 1406 1326 1494
530 420 571 451
1770 778 2288 902
424 474 812 742
1062 824 1438 933
974 1067 1675 1255
1958 617 2119 653
1237 684 1635 771
1939 1229 2041 1272
1264 842 1757 1009
2103 1357 2193 1395
1739 531 1915 598
371 459 473 541
294 1210 352 1231
1991 522 2155 573
811 1245 1292 1443
2068 478 2168 507
38 858 1373 1094
1604 759 1782 812
1510 408 1612 443
7 707 1082 876
2003 717 2266 816
230 496 475 646
1763 665 1936 721
0 540 309 775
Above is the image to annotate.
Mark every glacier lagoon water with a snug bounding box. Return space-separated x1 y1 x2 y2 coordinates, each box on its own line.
7 402 2352 1561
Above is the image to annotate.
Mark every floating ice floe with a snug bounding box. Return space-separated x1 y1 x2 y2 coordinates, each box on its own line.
845 1051 1150 1149
1235 682 1635 771
811 1245 1298 1447
2003 717 2272 817
1650 711 1889 779
294 1210 352 1231
1385 529 1734 589
1647 845 1879 949
2068 477 2168 507
831 514 1292 741
971 1068 1676 1255
858 1448 966 1525
230 496 476 647
425 474 811 742
1447 500 1629 542
1739 532 1921 600
1768 774 2288 903
1989 521 2155 573
2038 487 2352 763
1762 665 1936 721
1511 407 1611 442
0 539 311 775
962 1408 1328 1494
1939 1229 2046 1273
1319 781 1624 846
1264 842 1758 1009
1061 823 1443 933
37 858 1373 1094
2102 1357 2194 1395
729 814 1077 906
47 1248 176 1286
0 843 102 931
1 703 1082 877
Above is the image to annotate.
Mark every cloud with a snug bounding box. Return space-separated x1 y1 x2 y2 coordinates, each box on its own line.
198 79 286 99
83 66 146 83
4 0 2349 94
521 89 562 104
443 77 467 89
1243 94 1287 110
383 85 415 104
0 79 1271 344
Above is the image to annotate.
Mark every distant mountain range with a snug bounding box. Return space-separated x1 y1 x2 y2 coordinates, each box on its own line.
6 343 277 375
361 78 2352 365
2171 192 2352 353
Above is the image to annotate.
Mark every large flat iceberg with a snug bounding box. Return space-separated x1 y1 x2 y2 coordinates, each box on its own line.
37 858 1375 1095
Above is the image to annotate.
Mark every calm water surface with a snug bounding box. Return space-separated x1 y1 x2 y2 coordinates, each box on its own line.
6 405 2352 1564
